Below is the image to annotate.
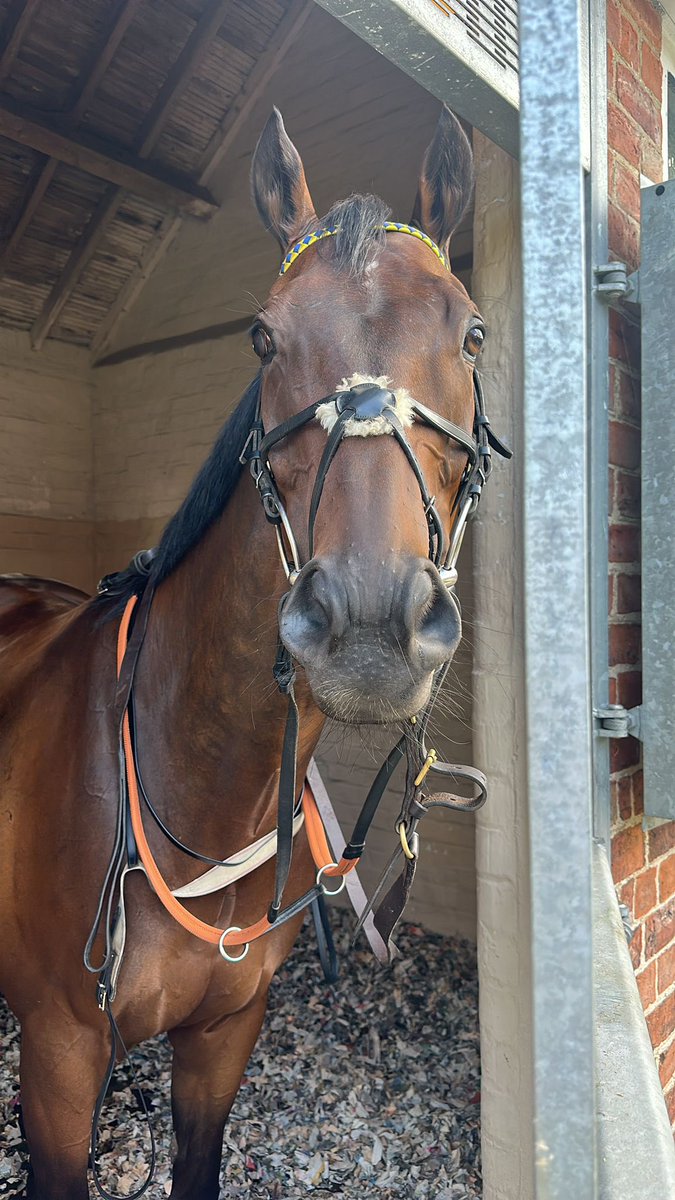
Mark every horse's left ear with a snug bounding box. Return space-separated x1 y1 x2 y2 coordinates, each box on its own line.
410 106 474 259
251 107 317 252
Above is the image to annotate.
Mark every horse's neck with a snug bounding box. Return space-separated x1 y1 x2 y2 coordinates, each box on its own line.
131 475 323 846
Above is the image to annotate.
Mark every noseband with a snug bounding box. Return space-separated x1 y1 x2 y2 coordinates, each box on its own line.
243 370 508 591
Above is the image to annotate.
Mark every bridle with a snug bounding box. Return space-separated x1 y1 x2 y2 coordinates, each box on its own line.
242 221 511 593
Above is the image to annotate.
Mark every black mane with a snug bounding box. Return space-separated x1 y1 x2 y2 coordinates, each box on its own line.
319 193 391 275
152 373 261 584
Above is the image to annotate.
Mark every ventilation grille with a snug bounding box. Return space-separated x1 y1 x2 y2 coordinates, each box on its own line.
428 0 519 75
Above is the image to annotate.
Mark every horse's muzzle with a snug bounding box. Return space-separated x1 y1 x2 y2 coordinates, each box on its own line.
278 556 461 723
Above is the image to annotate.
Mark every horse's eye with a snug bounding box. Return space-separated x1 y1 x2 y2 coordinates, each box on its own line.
252 325 275 361
463 325 485 361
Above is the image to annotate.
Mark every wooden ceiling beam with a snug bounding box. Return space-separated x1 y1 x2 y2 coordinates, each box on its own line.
31 0 233 349
135 0 235 155
70 0 144 123
91 0 314 359
0 0 41 86
0 97 219 217
0 0 142 284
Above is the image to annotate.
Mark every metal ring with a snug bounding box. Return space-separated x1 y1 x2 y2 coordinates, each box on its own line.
218 927 250 962
316 862 347 896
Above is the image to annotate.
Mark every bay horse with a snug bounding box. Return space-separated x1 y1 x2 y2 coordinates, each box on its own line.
0 105 489 1199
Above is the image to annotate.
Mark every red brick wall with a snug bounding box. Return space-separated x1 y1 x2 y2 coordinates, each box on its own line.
607 0 675 1128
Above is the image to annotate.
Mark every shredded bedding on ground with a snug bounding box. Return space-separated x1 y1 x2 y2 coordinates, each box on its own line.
0 910 481 1198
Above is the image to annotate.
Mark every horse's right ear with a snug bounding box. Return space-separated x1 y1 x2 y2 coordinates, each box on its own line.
251 108 317 253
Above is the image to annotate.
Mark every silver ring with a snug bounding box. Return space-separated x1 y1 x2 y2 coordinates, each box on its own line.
218 927 250 962
316 862 346 896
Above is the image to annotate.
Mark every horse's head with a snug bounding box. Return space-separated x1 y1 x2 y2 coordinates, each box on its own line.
250 107 484 725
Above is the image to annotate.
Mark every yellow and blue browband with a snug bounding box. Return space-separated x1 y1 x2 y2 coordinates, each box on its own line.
279 222 448 276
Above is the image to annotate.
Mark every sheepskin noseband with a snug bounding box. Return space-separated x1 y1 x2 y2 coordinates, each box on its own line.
316 374 415 438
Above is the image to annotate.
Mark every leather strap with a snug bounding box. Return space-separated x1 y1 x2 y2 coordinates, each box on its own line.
307 761 389 964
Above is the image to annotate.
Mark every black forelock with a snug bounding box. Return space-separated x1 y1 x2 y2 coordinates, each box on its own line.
319 194 391 276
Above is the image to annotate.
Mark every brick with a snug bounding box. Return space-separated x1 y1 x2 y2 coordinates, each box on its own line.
608 200 640 269
608 567 616 614
630 922 643 969
637 960 656 1007
610 734 641 773
658 1036 675 1089
615 471 641 522
641 138 665 185
659 854 675 904
613 669 642 709
646 991 675 1047
649 822 675 863
622 0 663 49
641 39 663 100
615 365 641 424
618 876 635 909
609 307 641 366
616 571 641 613
609 523 640 563
657 943 675 995
618 13 639 66
632 770 645 817
608 101 641 163
616 774 634 821
609 623 641 667
644 900 675 958
609 419 640 469
611 822 645 882
616 63 661 144
612 158 641 222
635 866 658 917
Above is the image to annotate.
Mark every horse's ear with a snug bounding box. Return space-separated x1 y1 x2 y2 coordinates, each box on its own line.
410 106 474 258
251 108 317 252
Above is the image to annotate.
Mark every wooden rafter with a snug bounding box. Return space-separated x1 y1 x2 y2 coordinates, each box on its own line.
0 98 218 218
91 0 314 359
31 0 233 349
0 0 41 85
0 0 142 282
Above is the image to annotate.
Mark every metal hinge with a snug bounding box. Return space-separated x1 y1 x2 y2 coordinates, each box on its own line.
594 262 640 306
593 703 642 740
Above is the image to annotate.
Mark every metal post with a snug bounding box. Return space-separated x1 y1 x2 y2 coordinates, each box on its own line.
519 1 596 1197
587 0 611 847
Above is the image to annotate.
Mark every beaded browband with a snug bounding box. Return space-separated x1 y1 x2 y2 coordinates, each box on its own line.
279 221 448 276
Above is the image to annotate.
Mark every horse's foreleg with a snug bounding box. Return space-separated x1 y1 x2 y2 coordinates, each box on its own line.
19 1012 108 1200
168 989 270 1200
